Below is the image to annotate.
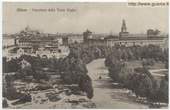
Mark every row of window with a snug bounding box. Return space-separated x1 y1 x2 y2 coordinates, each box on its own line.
108 41 163 46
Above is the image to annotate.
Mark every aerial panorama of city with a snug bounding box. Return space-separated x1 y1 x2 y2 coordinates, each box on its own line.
2 2 169 109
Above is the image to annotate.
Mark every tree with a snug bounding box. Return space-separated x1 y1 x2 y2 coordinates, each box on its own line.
4 58 20 73
78 74 93 99
158 75 168 103
105 54 123 82
3 98 8 108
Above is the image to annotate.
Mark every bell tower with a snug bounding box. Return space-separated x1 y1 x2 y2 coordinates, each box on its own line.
119 19 129 37
121 19 127 33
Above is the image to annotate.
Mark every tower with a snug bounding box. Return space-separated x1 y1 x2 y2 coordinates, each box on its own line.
83 29 92 43
121 19 127 33
119 19 129 37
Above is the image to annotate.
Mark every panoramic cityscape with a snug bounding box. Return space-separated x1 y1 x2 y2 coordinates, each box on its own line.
3 2 168 109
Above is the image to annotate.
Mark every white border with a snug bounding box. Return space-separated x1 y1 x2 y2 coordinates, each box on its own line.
0 0 169 110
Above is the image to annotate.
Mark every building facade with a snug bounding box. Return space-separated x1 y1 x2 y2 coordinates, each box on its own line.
4 27 70 60
105 20 168 48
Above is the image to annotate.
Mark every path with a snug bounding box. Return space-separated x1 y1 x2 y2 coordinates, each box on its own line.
86 58 149 109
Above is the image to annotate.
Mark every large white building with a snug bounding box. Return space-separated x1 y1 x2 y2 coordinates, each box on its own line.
3 27 70 60
35 45 70 59
3 35 16 48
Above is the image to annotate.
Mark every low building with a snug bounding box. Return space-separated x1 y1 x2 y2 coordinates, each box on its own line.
17 37 61 47
3 35 16 48
87 38 106 46
62 34 84 45
85 20 168 48
83 30 108 46
67 34 84 44
36 45 70 59
105 34 167 48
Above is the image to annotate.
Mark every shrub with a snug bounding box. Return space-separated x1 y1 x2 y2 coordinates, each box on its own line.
4 85 25 100
158 75 168 103
133 73 153 98
78 74 93 99
2 98 8 108
3 57 20 73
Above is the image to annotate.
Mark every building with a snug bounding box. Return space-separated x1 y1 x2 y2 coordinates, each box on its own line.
14 27 63 48
83 29 93 43
3 27 70 60
87 37 106 46
17 36 61 47
119 19 129 37
36 45 70 59
3 35 16 48
105 20 168 48
83 29 107 46
82 19 168 48
61 34 84 45
105 34 167 47
67 34 84 44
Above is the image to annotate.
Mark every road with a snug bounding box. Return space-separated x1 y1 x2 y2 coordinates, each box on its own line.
86 58 149 109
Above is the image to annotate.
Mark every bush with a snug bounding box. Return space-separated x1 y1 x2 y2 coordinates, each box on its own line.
142 59 155 67
3 57 20 73
33 70 50 81
105 55 123 82
4 85 25 100
158 75 168 103
2 98 8 108
130 73 153 98
78 74 93 99
59 56 88 84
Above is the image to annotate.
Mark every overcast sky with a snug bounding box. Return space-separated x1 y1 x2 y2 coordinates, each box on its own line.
3 2 169 34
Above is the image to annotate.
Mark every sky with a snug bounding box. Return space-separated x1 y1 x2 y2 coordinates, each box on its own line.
3 2 169 34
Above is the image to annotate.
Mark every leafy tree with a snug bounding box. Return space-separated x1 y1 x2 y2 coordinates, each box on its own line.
158 74 168 103
78 74 93 99
2 98 8 108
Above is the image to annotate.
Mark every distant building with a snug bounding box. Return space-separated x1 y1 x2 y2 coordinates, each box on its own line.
83 29 107 46
36 45 70 59
82 20 168 48
147 29 160 37
105 19 168 48
87 37 106 46
17 36 61 47
105 34 167 47
119 19 129 37
67 34 84 44
14 27 63 48
3 35 16 48
3 27 70 60
61 34 84 45
83 29 93 43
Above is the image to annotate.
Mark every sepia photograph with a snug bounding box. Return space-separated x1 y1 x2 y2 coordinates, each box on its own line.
2 2 169 109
